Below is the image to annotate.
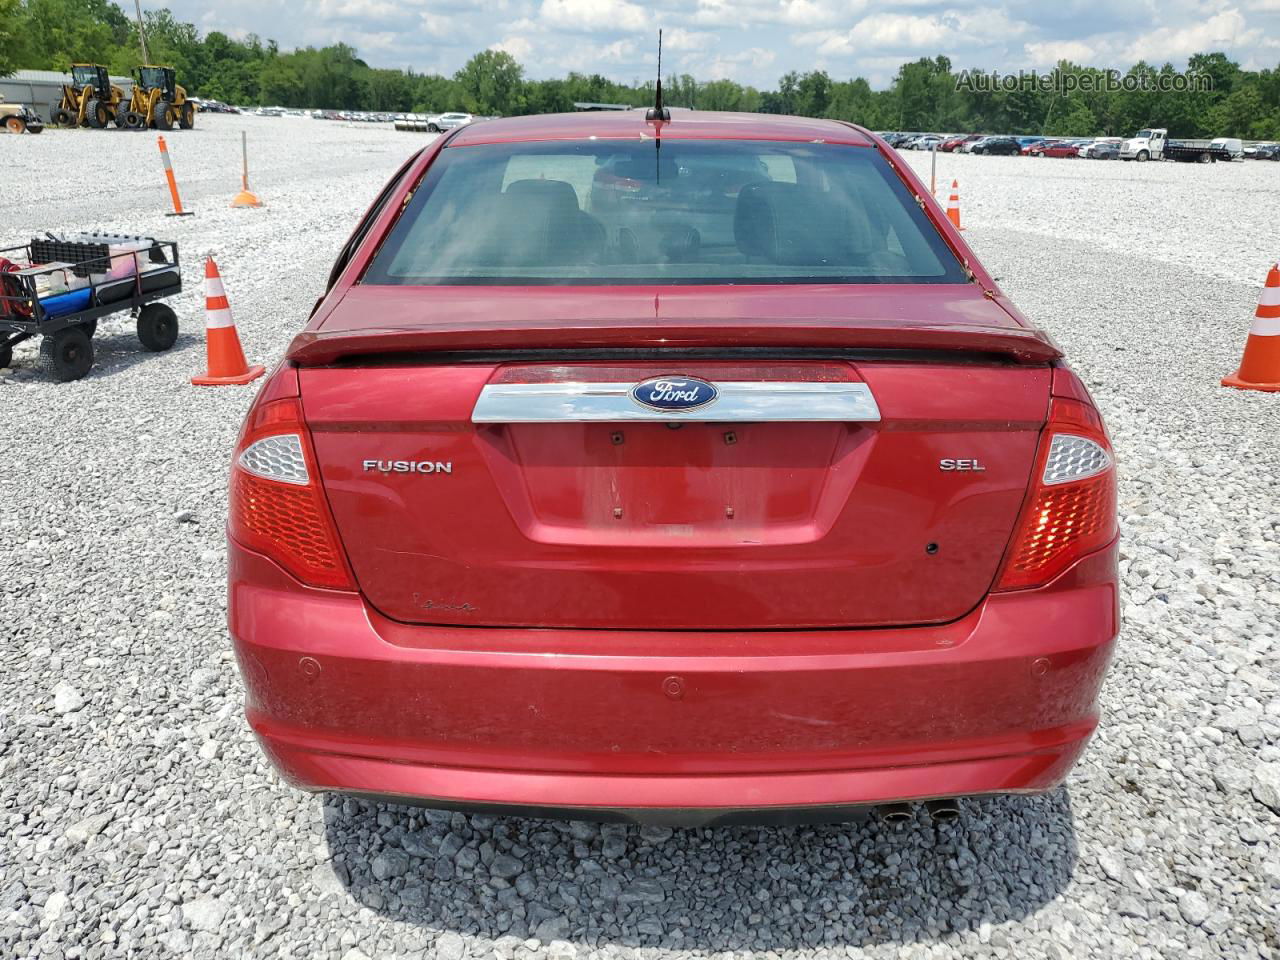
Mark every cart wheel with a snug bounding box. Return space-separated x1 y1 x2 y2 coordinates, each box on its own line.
38 327 94 382
137 303 178 351
0 342 12 369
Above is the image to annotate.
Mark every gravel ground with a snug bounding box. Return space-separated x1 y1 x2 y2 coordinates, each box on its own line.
2 118 1278 960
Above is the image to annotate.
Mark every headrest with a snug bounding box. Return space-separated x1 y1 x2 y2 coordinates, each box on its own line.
734 181 871 266
505 178 581 211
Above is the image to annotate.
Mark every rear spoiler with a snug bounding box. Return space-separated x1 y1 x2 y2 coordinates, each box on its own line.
287 319 1063 367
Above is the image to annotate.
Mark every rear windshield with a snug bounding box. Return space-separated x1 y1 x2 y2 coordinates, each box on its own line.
364 139 965 286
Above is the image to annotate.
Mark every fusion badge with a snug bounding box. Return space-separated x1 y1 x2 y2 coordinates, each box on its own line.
363 460 453 474
629 376 719 413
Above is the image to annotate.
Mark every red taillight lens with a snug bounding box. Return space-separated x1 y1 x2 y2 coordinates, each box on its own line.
228 397 354 590
996 396 1117 591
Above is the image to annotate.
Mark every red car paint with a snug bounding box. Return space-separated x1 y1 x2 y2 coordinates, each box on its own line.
228 112 1118 823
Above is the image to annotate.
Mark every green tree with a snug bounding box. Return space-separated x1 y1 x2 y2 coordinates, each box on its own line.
1 0 25 76
454 49 523 115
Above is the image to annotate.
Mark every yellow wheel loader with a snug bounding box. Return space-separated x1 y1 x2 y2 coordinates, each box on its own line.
51 65 125 128
127 66 196 131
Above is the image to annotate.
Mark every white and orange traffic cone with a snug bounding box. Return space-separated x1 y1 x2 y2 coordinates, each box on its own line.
158 136 194 217
946 179 963 231
1222 263 1280 392
191 258 265 386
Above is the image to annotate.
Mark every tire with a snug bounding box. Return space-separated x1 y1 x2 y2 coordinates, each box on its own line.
5 115 26 134
427 123 440 133
0 342 12 369
38 326 94 382
86 99 109 128
151 101 174 131
52 108 73 126
136 303 178 352
1136 150 1149 162
179 102 195 129
115 108 130 128
27 121 44 134
121 110 145 130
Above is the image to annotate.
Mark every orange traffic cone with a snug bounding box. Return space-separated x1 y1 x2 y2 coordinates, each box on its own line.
1222 263 1280 392
230 131 263 209
946 180 964 231
191 258 265 386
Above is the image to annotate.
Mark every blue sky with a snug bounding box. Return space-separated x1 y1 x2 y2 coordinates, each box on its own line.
147 0 1280 88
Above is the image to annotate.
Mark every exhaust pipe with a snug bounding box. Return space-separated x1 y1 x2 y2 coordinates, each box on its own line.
925 798 961 823
876 803 914 824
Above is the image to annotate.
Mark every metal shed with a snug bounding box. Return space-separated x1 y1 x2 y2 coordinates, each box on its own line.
1 69 135 117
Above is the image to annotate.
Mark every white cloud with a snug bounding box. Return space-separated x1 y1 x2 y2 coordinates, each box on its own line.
1024 40 1099 65
539 0 648 32
147 0 1280 91
1122 9 1262 61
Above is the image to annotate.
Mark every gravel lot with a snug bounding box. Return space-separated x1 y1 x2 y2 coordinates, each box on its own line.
2 117 1278 960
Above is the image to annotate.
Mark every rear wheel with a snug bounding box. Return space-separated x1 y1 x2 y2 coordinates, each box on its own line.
179 102 195 129
4 115 25 134
151 101 174 131
52 107 73 126
86 100 109 128
137 303 178 352
427 123 440 133
121 110 145 130
38 327 94 382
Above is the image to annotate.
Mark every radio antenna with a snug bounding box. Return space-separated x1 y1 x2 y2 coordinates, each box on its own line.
645 30 670 123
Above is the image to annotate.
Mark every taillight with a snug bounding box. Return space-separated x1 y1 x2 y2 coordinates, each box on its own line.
228 396 354 590
995 395 1117 591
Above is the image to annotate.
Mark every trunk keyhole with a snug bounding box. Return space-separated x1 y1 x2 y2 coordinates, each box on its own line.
925 542 940 555
724 431 737 445
611 431 624 445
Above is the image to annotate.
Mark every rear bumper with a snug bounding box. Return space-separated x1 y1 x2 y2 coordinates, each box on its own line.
230 537 1118 820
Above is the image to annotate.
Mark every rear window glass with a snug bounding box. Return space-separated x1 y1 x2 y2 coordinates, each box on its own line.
364 139 965 286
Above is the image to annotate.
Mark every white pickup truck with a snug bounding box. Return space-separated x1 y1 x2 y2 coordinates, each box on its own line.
1120 128 1238 163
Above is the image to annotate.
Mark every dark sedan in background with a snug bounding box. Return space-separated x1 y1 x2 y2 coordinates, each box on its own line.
971 136 1021 155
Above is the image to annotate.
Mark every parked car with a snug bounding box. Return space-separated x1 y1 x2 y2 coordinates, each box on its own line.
227 111 1118 825
958 136 992 153
427 112 473 132
971 136 1021 155
1087 141 1120 160
1022 140 1060 156
1079 138 1121 158
1015 136 1047 149
1039 140 1086 158
938 135 972 152
1254 143 1280 160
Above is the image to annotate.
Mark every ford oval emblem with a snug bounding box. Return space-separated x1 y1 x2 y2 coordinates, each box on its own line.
630 376 719 413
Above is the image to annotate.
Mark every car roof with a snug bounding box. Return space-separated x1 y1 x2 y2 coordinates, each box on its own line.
447 110 875 147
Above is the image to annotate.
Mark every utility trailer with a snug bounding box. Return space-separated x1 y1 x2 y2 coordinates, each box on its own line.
0 234 182 381
1120 128 1234 163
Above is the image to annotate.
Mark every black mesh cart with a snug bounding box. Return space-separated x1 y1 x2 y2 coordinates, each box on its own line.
0 234 183 381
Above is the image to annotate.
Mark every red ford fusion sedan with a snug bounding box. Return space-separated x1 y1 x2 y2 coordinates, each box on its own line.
228 110 1118 825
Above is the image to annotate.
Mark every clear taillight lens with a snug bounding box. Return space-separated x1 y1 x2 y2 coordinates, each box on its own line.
238 434 309 485
1042 434 1111 485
